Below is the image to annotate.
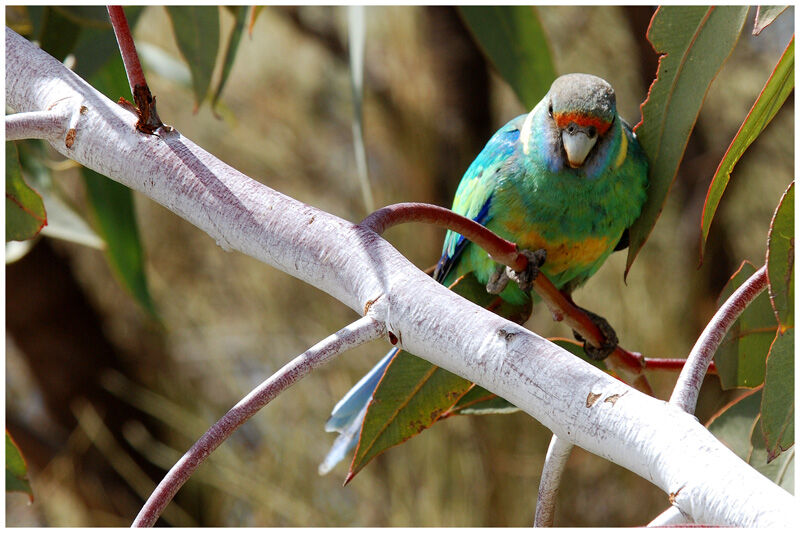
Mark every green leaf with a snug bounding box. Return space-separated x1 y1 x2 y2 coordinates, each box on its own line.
753 6 790 36
714 262 777 389
749 410 794 492
347 351 473 482
82 168 158 318
348 273 531 480
459 6 556 109
761 328 794 461
52 5 113 28
6 431 33 500
211 6 248 112
766 181 794 330
626 6 749 277
700 38 794 258
166 6 220 108
6 142 47 242
707 388 794 492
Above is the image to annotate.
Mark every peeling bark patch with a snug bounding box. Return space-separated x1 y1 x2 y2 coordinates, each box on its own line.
497 328 517 342
586 391 602 407
65 128 76 148
604 392 626 405
80 105 87 114
668 485 684 505
308 215 315 224
363 295 382 315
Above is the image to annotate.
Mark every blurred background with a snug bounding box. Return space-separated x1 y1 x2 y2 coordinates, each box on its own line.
6 5 794 526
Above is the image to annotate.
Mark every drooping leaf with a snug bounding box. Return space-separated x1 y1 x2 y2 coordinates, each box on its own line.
165 6 220 108
459 6 556 109
766 181 794 330
753 6 790 36
700 38 794 259
6 431 33 500
347 5 374 214
211 6 248 112
707 388 794 492
714 262 777 389
761 328 794 461
348 273 531 481
74 34 157 318
82 168 158 318
749 409 794 492
6 142 47 242
626 6 749 277
346 351 474 482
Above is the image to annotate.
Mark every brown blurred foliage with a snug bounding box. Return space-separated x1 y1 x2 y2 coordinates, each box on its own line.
6 5 793 526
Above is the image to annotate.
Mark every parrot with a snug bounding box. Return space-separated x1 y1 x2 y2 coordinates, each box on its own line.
319 73 649 475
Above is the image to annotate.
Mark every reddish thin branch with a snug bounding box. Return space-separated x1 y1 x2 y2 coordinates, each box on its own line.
360 203 651 384
107 5 165 134
670 265 767 414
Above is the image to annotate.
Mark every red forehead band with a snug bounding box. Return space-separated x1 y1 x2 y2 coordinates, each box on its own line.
553 111 611 136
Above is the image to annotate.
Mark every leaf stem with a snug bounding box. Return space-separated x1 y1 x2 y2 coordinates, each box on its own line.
670 265 767 414
132 316 385 527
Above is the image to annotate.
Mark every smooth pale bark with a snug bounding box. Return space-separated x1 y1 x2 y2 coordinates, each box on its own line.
6 28 794 527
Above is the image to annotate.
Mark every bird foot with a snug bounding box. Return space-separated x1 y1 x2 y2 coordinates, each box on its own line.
486 248 547 295
572 308 618 361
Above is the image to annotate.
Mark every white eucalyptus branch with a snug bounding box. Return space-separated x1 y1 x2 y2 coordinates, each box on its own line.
533 434 573 527
648 505 692 527
5 28 794 527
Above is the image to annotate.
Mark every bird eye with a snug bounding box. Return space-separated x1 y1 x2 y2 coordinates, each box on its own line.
548 104 553 117
587 126 597 138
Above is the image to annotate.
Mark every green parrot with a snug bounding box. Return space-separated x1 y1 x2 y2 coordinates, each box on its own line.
320 73 648 475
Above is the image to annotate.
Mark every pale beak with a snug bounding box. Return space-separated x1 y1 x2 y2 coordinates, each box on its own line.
562 130 597 168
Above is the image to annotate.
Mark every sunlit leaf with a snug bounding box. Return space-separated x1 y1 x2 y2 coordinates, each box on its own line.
211 6 248 112
459 5 556 109
700 38 794 259
766 181 794 329
714 262 777 389
6 431 33 500
166 6 220 108
761 329 794 461
753 6 790 35
626 6 749 277
6 142 47 242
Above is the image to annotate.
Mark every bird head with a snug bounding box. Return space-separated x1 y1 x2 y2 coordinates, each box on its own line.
546 74 616 169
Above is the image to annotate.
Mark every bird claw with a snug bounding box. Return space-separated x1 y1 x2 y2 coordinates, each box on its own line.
486 248 547 295
572 309 618 361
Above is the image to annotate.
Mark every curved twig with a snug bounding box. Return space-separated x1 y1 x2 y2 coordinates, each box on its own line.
534 434 574 527
670 265 767 414
361 202 650 386
132 316 386 527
